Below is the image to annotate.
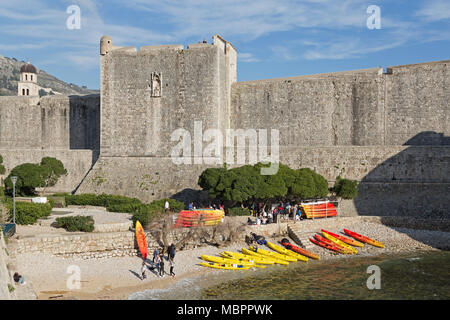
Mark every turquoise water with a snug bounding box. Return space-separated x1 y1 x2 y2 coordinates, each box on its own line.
129 250 450 300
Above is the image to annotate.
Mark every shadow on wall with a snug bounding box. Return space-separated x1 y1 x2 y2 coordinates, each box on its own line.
404 131 450 146
354 131 450 250
69 94 100 194
171 188 210 209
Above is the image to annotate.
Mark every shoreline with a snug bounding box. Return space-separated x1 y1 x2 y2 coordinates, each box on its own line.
13 217 450 300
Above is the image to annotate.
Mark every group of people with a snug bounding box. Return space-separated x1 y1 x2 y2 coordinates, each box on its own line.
248 202 302 225
188 202 225 211
141 243 176 280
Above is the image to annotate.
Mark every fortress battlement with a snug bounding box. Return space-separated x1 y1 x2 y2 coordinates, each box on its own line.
100 34 236 56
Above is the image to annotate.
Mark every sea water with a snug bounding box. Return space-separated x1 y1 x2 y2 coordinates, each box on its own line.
129 250 450 300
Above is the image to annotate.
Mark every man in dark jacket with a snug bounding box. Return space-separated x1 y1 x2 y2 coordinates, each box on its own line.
167 243 176 260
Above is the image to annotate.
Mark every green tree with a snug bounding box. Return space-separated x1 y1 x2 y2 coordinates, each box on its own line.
332 176 358 199
40 157 67 194
4 163 44 196
4 157 67 196
198 162 329 208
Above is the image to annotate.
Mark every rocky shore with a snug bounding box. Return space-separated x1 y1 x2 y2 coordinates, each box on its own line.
11 215 450 300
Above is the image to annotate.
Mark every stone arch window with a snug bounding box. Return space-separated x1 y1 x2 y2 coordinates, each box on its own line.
31 75 33 81
150 72 162 97
25 74 27 81
22 88 25 95
26 89 29 95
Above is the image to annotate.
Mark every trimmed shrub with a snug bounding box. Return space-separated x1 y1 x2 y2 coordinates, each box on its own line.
56 215 94 232
227 207 250 216
53 193 185 229
7 202 52 225
106 202 143 213
62 193 142 209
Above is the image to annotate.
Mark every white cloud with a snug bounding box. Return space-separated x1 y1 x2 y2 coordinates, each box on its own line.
238 53 260 63
118 0 370 40
415 0 450 22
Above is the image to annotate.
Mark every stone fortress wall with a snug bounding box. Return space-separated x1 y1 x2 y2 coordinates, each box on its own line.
0 94 99 192
0 34 448 216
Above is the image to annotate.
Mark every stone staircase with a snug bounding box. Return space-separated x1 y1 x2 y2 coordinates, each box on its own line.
287 224 317 251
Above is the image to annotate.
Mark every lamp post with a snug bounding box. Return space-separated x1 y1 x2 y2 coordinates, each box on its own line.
11 176 17 225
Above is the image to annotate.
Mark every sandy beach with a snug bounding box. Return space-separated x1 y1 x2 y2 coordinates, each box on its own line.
12 217 450 300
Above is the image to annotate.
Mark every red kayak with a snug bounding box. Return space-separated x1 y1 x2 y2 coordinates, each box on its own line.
321 229 364 247
281 240 320 260
344 229 385 248
314 234 352 254
309 238 342 253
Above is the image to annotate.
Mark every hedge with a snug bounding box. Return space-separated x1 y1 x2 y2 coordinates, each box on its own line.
59 193 142 208
56 215 95 232
52 193 185 228
7 202 52 225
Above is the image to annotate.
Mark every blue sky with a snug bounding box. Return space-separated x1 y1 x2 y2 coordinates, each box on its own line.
0 0 449 90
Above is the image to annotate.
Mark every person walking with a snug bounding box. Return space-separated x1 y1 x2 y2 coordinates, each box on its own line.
169 257 175 277
141 261 148 280
167 243 176 260
159 253 165 277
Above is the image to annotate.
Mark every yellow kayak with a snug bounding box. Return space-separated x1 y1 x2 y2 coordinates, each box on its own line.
242 248 289 266
201 254 255 266
322 232 358 254
200 262 250 270
248 246 297 262
220 252 275 265
267 242 308 262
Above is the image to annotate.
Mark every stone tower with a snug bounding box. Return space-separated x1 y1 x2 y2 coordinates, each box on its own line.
18 62 40 96
98 35 237 158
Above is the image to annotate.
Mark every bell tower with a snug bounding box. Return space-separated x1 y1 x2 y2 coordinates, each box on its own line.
18 62 40 96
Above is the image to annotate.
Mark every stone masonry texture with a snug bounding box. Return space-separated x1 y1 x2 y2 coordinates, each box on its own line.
0 35 448 217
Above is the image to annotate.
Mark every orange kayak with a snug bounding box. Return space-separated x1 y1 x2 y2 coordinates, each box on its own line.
344 229 385 248
321 229 364 247
135 221 148 259
281 239 320 260
309 238 342 254
314 234 353 254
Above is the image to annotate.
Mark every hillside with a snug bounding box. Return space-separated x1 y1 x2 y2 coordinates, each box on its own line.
0 54 99 96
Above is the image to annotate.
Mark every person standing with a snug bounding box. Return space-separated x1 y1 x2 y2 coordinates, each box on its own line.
159 253 165 277
152 248 159 264
164 200 170 213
